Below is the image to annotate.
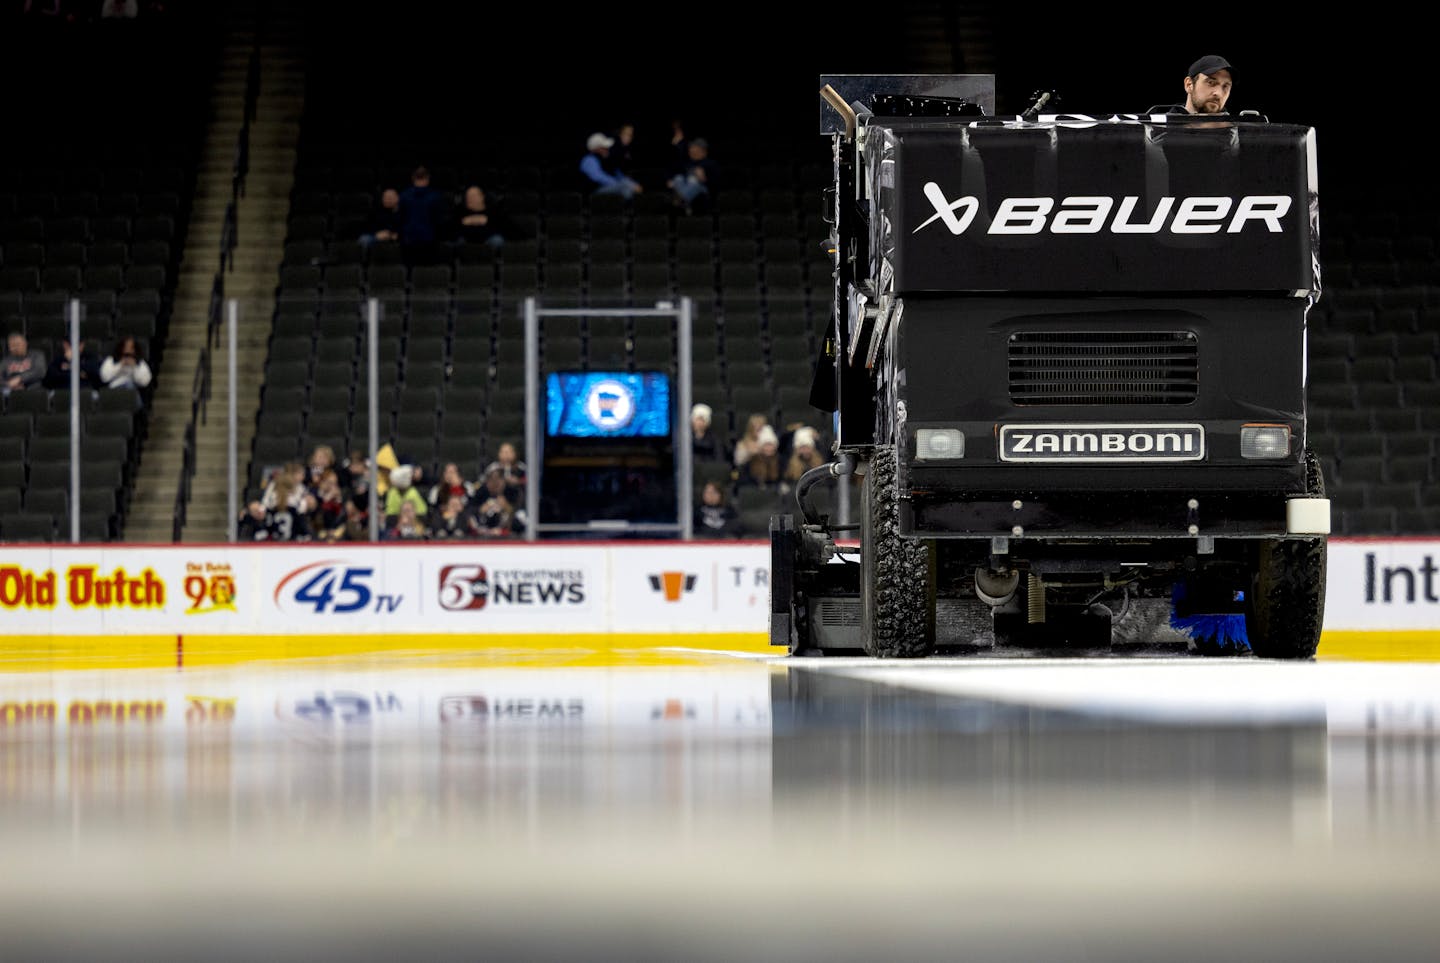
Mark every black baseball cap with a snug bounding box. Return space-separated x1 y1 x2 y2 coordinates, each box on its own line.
1188 55 1234 79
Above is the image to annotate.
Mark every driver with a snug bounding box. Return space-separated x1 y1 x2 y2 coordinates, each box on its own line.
1149 55 1234 115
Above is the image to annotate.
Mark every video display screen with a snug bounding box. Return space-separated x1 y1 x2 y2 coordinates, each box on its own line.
544 370 672 438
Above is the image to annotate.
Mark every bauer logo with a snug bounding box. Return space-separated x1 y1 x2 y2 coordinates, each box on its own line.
914 186 1292 237
438 564 586 612
648 571 697 602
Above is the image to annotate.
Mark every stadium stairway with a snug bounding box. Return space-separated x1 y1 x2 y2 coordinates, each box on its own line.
896 2 998 76
125 3 303 543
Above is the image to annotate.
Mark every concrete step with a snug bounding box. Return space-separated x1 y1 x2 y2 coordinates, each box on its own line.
190 203 294 220
126 510 180 527
198 162 299 178
187 213 290 230
211 87 304 101
240 173 302 187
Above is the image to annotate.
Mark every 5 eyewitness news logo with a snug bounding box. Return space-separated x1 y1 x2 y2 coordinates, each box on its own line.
437 564 586 613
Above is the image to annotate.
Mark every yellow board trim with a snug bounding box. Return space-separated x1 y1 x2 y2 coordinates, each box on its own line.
3 630 1435 671
0 633 786 672
1317 630 1440 662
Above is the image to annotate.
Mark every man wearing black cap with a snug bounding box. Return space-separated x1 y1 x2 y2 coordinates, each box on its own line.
1150 55 1234 114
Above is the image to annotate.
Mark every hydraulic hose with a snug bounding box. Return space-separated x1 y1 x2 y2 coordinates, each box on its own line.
796 453 856 525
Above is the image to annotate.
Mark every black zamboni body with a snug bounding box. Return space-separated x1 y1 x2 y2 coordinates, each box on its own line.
770 82 1331 659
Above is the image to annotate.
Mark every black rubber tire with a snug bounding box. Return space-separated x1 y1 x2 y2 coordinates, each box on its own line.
860 447 933 658
1246 448 1327 660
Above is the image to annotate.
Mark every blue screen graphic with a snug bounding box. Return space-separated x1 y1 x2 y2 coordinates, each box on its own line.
545 371 672 438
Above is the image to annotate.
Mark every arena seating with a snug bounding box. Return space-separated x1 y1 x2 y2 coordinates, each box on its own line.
8 8 1434 542
248 145 835 532
0 12 215 543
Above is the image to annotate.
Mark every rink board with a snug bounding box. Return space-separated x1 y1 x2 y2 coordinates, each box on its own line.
1 540 1436 667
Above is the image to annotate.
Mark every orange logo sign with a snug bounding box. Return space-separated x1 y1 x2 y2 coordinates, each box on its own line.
648 571 697 602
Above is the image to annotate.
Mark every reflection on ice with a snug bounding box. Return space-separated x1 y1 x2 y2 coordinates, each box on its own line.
1 653 1438 961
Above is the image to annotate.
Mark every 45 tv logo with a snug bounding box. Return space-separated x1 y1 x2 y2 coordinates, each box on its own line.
274 561 404 615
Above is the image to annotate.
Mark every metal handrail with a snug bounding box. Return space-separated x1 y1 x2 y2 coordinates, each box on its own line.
219 203 237 272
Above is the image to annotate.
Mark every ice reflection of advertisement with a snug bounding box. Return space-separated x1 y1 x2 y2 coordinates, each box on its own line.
439 694 585 723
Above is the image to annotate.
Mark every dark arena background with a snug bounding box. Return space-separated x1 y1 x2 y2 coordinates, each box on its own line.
2 2 1438 961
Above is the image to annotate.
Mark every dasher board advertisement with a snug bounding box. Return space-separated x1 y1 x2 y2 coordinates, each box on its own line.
4 540 1437 638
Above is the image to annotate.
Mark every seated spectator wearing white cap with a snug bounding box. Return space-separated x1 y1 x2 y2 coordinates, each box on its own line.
579 131 643 199
784 426 828 486
383 465 429 527
691 403 726 462
740 424 781 488
733 412 769 468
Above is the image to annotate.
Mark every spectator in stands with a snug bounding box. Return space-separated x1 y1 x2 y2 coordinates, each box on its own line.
694 481 741 538
783 426 828 485
605 122 637 179
42 338 102 391
668 119 689 171
580 132 643 200
667 137 717 214
453 185 514 249
307 444 337 490
341 501 369 542
3 331 46 394
741 425 782 488
483 441 527 504
341 447 371 505
691 403 725 462
237 501 279 541
398 166 448 265
261 464 315 542
99 335 152 392
311 471 349 542
383 464 429 524
359 188 402 247
474 467 521 537
384 500 428 541
429 493 478 540
427 461 475 511
732 413 770 468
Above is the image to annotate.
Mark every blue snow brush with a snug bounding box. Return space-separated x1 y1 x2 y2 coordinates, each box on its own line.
1169 582 1250 653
